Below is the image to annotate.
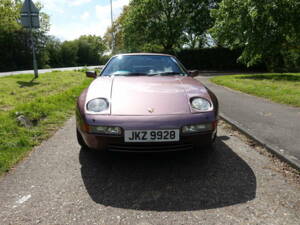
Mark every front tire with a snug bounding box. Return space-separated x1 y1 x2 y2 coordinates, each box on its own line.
196 132 217 155
76 129 89 150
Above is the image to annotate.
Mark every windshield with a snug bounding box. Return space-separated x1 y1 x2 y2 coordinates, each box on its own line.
101 55 188 76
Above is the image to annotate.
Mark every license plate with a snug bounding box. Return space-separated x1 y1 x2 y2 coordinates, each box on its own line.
124 129 180 142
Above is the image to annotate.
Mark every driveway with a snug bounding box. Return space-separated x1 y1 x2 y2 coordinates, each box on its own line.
0 117 299 225
196 73 300 169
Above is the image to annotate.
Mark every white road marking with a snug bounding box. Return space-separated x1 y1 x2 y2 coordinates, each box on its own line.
12 194 31 208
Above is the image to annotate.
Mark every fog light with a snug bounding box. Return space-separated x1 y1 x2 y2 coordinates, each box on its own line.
90 126 121 135
182 123 213 134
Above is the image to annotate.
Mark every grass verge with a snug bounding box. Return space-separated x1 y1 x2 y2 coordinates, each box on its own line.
210 73 300 107
0 71 91 175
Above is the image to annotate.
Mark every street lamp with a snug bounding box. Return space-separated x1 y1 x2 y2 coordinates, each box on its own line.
110 0 115 54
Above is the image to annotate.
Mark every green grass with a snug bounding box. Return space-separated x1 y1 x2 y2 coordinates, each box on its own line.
210 73 300 107
0 71 91 175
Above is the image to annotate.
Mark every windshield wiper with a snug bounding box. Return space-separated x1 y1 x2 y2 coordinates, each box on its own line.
112 73 148 76
149 72 185 76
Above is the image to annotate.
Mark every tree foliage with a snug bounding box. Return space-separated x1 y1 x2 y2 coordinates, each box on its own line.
0 0 27 71
0 0 51 71
76 35 106 66
0 1 106 71
210 0 300 71
182 0 220 48
123 0 186 52
44 36 63 68
103 5 129 54
54 35 107 67
104 0 218 53
2 0 298 72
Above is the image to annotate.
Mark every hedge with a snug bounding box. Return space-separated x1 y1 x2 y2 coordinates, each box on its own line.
175 48 267 71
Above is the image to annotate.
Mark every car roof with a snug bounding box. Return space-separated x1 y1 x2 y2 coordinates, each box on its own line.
114 53 174 57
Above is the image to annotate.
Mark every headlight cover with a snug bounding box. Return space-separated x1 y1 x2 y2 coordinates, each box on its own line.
191 97 212 111
90 126 121 135
182 123 213 134
86 98 109 112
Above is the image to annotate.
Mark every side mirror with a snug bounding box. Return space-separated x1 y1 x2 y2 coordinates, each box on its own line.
86 71 97 78
189 70 200 77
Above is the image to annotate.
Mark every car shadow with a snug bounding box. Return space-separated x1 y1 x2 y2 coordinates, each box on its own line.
79 138 256 211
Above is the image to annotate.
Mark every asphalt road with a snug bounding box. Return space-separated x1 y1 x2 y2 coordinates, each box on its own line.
0 66 103 77
0 117 299 225
196 73 300 168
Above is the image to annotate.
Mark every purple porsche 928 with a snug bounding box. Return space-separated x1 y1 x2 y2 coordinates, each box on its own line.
76 53 218 152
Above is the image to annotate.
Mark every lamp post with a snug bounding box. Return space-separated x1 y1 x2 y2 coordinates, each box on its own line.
110 0 115 54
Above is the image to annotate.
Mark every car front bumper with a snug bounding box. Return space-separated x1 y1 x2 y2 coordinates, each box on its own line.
76 111 218 152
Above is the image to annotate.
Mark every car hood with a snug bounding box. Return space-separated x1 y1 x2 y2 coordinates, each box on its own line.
85 76 211 115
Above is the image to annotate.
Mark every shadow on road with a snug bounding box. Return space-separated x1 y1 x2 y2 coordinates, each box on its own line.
17 79 39 88
80 138 256 211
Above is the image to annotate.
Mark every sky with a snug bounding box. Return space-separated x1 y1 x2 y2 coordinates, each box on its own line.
38 0 130 41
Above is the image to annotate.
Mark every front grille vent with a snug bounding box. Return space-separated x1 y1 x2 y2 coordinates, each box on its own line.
107 143 193 152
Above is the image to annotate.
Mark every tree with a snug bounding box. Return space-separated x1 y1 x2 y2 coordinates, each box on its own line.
46 35 107 67
121 0 187 52
76 35 106 65
44 36 63 68
210 0 300 71
182 0 220 49
113 0 220 53
0 1 106 71
103 5 129 54
34 2 51 69
0 0 26 71
0 0 51 71
60 41 79 67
